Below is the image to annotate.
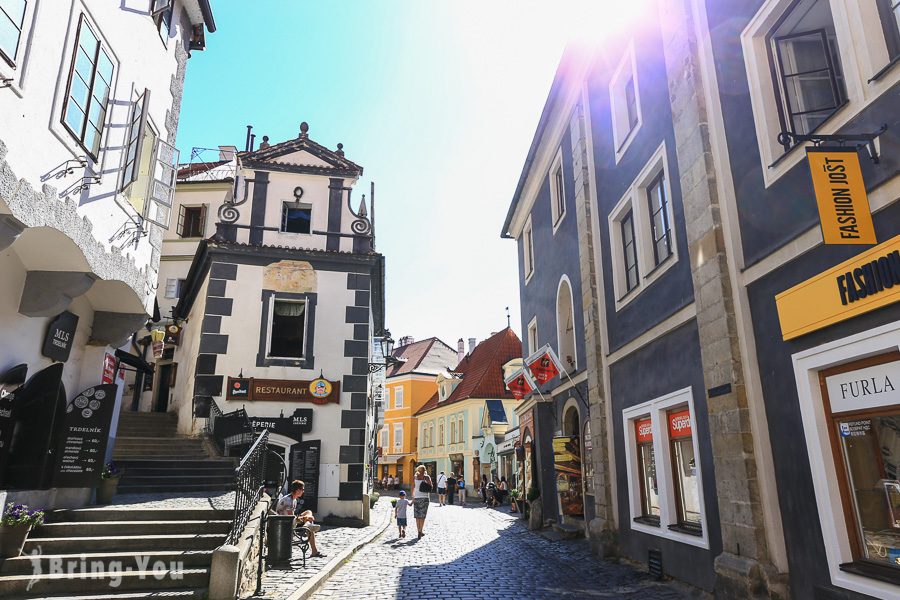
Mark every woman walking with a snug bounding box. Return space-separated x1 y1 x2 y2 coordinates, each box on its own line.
413 465 433 539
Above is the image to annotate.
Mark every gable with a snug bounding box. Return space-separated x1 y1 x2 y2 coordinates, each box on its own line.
270 150 335 169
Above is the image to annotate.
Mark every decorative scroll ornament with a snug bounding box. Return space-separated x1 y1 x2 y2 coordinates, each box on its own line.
218 174 252 224
348 192 372 236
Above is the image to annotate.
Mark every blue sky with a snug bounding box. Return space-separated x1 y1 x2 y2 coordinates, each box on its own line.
176 1 576 349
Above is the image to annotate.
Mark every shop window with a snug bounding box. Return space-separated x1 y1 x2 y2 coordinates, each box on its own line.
822 353 900 582
282 202 312 234
63 15 114 159
635 417 660 524
0 0 26 67
177 205 206 238
268 299 306 359
394 386 404 409
583 421 594 496
549 149 566 230
523 217 535 281
623 387 708 547
668 409 702 534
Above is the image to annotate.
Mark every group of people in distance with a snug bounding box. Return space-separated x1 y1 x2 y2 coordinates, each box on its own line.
379 475 402 490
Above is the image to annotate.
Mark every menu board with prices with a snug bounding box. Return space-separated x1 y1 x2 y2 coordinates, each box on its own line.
54 384 118 488
291 440 321 513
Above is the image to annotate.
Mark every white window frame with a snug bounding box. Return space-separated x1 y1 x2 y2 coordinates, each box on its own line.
609 40 643 164
164 277 180 299
439 421 445 446
549 147 566 233
527 316 539 356
451 419 457 444
393 423 403 451
394 386 404 409
622 386 710 549
281 201 313 234
556 274 578 373
523 216 535 284
741 0 900 187
458 416 465 442
264 297 308 360
792 320 900 598
608 142 677 311
380 428 388 449
0 0 38 93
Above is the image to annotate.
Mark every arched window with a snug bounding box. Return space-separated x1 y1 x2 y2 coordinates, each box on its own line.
556 276 577 373
439 423 445 446
458 416 465 443
430 424 435 447
451 420 457 444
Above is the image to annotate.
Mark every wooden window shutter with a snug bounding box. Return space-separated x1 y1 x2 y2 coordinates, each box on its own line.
177 204 186 237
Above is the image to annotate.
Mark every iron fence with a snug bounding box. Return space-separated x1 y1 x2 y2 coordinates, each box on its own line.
227 428 268 545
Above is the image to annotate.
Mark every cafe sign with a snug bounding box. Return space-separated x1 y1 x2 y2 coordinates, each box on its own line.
226 376 340 404
807 147 876 246
775 235 900 340
42 311 78 362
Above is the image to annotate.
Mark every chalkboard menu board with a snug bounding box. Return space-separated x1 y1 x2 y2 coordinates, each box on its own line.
291 440 321 513
54 384 118 488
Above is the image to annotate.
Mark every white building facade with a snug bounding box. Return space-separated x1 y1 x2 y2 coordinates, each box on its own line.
0 1 214 501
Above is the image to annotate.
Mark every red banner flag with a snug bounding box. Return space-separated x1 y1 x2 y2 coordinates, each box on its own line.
525 345 565 385
504 368 537 400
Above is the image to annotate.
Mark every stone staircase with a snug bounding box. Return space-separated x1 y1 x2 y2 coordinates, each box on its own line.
0 507 232 599
113 411 236 494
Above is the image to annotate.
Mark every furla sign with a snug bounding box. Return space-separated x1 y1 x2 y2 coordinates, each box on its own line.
825 360 900 414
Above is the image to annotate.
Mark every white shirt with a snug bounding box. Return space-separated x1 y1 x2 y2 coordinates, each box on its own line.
413 475 432 499
437 474 447 488
395 498 410 518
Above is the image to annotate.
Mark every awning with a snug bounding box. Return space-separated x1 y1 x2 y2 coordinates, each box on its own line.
114 349 154 374
380 454 411 465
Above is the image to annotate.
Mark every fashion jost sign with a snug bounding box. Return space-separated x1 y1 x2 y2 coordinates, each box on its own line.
807 147 876 246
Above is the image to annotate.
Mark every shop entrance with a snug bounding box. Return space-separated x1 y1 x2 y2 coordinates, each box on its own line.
153 364 173 412
558 404 585 518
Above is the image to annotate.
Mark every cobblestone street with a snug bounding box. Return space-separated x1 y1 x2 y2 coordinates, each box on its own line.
311 500 703 600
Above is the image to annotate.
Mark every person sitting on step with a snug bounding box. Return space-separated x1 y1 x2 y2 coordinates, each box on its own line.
276 480 326 558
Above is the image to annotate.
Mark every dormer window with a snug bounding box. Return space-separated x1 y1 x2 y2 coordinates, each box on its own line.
282 202 312 234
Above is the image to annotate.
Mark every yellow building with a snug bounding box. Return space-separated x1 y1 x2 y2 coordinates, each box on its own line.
378 337 457 488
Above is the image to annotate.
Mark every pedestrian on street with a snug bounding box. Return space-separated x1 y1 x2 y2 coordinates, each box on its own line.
436 471 447 506
446 472 457 505
413 465 433 538
457 473 466 506
499 476 509 506
487 478 498 507
480 476 487 504
395 491 410 538
275 480 326 558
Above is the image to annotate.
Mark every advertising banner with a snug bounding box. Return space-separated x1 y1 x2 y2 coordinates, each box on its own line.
226 377 340 404
807 147 876 245
54 384 118 488
525 345 566 385
504 368 537 400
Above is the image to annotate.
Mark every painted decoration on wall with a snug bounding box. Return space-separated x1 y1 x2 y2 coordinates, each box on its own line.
552 435 584 517
54 384 118 488
308 378 332 399
41 311 79 362
525 345 565 385
505 368 537 400
263 260 317 293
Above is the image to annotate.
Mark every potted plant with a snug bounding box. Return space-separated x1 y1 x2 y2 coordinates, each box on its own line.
96 462 122 504
0 502 44 558
390 498 397 508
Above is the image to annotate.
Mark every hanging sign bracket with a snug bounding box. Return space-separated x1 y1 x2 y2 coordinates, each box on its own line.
778 124 888 164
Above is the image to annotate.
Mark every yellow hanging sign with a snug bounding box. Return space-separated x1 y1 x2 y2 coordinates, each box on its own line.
807 147 876 246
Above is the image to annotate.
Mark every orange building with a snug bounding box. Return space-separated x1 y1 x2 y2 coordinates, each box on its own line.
377 337 457 488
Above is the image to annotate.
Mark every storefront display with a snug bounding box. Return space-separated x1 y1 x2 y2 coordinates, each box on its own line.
552 435 583 517
668 409 701 530
635 417 660 522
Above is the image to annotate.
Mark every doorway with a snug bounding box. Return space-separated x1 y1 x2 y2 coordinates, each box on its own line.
153 364 173 412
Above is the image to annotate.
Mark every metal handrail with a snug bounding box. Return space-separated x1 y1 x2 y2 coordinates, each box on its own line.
227 428 268 545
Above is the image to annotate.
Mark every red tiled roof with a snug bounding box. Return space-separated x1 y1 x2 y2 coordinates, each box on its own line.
415 328 522 415
386 337 455 378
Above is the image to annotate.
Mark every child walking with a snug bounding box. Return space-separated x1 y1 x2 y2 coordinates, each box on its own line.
395 491 410 538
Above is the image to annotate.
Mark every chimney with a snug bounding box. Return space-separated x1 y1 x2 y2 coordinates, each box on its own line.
399 335 414 347
218 145 238 161
468 338 476 354
457 338 465 364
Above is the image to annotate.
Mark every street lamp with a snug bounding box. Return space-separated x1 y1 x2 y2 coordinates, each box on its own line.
369 329 400 373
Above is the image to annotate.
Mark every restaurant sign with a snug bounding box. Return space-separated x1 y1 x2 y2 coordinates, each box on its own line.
775 235 900 340
226 376 340 404
41 311 79 362
807 147 876 245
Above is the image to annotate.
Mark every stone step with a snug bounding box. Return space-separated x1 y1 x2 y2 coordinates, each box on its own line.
118 476 234 488
6 589 206 600
46 508 232 524
113 459 235 470
115 483 234 494
113 444 207 454
31 520 232 538
114 430 178 438
117 466 235 477
117 412 177 421
0 550 214 575
24 534 226 554
0 568 209 595
112 453 215 460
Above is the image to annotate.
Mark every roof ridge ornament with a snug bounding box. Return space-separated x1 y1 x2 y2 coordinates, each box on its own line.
299 121 309 139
